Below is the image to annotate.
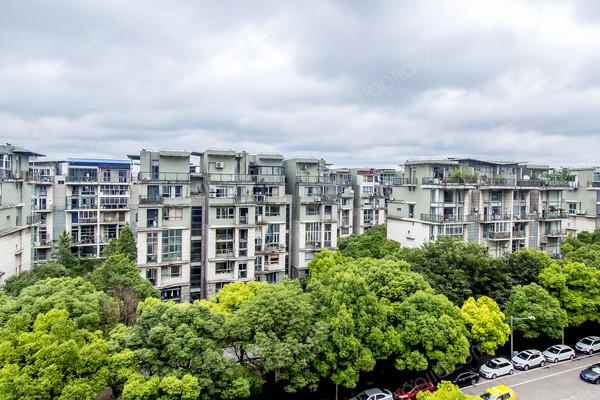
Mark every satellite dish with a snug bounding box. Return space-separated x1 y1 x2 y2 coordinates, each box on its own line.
523 175 530 180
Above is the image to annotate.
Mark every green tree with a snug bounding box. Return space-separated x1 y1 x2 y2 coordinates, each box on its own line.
411 237 512 305
0 277 109 330
564 243 600 269
103 224 137 263
118 298 252 400
461 297 510 355
539 261 600 326
52 231 83 274
504 283 567 339
200 281 269 317
89 253 158 325
417 381 478 399
0 309 123 400
2 262 70 296
393 291 470 375
228 281 322 393
503 249 553 286
337 225 414 259
120 374 202 400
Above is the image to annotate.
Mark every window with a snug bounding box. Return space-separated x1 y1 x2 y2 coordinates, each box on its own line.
255 227 263 251
147 209 159 227
191 207 202 236
238 263 247 279
163 207 183 221
118 170 128 182
0 154 12 170
266 253 279 265
408 204 415 218
255 256 263 271
363 209 374 224
146 232 158 263
266 224 279 246
145 268 156 285
239 229 248 256
305 222 321 247
568 203 577 215
306 204 320 216
161 288 181 301
161 265 181 278
215 282 228 293
265 205 280 216
103 170 111 182
162 185 183 198
324 223 332 247
191 240 202 262
324 205 332 218
215 261 233 274
216 207 235 219
362 185 374 193
215 186 233 198
215 228 234 256
162 229 182 261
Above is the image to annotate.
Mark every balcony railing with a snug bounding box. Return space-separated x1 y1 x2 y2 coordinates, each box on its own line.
27 172 54 183
209 173 285 184
420 214 468 223
296 176 335 184
304 241 322 249
138 172 189 181
27 215 42 224
139 196 162 205
541 211 568 219
422 177 479 185
488 231 511 240
512 230 526 238
546 229 567 236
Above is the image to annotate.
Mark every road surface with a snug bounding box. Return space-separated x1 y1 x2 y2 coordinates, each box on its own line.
462 353 600 399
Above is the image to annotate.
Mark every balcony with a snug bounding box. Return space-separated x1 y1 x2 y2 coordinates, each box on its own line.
34 239 53 248
304 241 322 250
512 230 526 238
27 172 54 184
0 170 26 181
300 194 337 204
546 229 567 237
27 215 42 224
75 217 98 224
139 196 162 205
540 211 568 220
488 231 511 240
73 237 96 245
514 212 538 221
403 178 417 186
420 214 469 223
209 173 285 184
138 172 189 182
422 177 479 186
296 176 335 184
254 195 288 204
66 175 98 183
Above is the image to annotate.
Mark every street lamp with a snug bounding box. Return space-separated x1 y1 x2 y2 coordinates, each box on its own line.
510 315 536 358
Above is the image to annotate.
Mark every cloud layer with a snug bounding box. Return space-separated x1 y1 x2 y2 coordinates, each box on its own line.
2 0 600 167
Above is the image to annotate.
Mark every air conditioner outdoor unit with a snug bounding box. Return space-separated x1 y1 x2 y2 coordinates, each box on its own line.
576 210 587 215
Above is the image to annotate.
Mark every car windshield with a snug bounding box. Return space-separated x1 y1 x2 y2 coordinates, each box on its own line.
485 360 500 368
581 338 594 345
546 346 560 354
591 367 600 374
357 393 370 400
480 393 498 400
516 351 529 358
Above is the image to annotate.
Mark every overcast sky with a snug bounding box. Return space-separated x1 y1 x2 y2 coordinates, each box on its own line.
2 0 600 168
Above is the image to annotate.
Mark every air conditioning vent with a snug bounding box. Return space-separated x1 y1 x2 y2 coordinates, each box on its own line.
215 162 224 169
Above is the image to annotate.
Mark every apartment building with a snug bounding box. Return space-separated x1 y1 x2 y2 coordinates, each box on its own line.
132 150 192 302
564 167 600 234
387 158 573 257
330 168 354 238
64 159 132 257
0 144 43 284
351 169 387 235
284 158 339 279
28 161 60 264
200 150 289 298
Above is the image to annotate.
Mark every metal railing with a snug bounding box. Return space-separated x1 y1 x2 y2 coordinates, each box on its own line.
488 231 511 240
138 172 190 181
420 214 468 223
541 211 568 219
296 176 335 184
546 229 567 236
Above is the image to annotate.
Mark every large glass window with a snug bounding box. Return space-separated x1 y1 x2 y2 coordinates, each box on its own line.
191 207 203 236
146 232 158 263
0 154 12 170
215 228 234 256
238 263 247 279
306 205 320 216
161 265 181 278
239 229 248 256
266 224 279 246
162 229 182 261
305 222 321 246
163 207 182 221
215 261 233 274
216 207 235 219
265 205 280 216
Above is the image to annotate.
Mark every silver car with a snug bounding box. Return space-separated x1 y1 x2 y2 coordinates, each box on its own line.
543 344 576 363
479 357 515 379
575 336 600 355
349 388 394 400
511 349 545 370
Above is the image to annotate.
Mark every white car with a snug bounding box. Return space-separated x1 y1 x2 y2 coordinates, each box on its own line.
543 344 576 363
511 349 545 370
575 336 600 355
349 388 394 400
479 357 515 379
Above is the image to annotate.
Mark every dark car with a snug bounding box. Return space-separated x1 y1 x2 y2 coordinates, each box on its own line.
394 381 436 400
580 363 600 384
451 370 480 387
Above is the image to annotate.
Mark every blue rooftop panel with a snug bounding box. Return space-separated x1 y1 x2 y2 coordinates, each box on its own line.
66 158 131 169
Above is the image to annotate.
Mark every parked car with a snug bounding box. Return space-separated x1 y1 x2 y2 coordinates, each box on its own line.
511 349 545 370
575 336 600 355
543 344 575 363
579 363 600 384
479 358 514 379
479 385 517 399
394 381 436 400
451 370 480 387
349 388 394 400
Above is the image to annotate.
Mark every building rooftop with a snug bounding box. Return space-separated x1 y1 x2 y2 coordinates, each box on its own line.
66 158 131 169
0 143 45 157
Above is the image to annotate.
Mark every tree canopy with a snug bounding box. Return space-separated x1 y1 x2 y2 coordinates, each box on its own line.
461 296 510 355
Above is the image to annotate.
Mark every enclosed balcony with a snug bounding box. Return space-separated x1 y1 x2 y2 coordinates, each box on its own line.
138 172 189 182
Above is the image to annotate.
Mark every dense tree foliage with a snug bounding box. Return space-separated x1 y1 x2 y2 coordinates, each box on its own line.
504 283 567 339
337 225 415 259
102 224 138 263
539 261 600 326
417 381 478 399
461 296 510 355
201 280 269 317
2 262 70 296
410 238 512 305
503 249 553 286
